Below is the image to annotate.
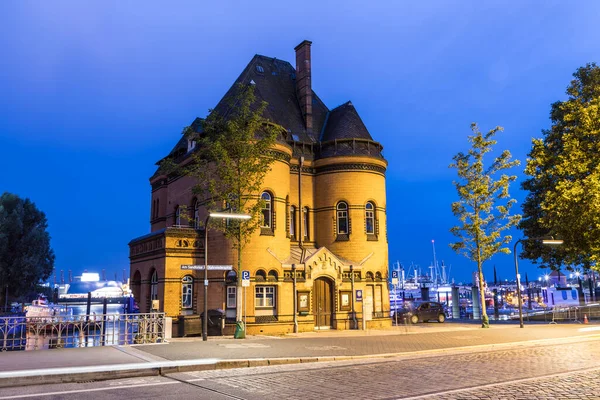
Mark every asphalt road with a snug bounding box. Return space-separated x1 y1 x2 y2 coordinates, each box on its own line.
2 334 600 399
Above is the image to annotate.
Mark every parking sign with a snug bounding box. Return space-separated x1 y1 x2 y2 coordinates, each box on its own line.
391 271 399 285
242 270 250 287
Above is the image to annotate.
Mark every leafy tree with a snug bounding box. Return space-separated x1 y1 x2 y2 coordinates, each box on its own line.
0 193 55 307
521 63 600 270
179 83 281 329
450 124 521 328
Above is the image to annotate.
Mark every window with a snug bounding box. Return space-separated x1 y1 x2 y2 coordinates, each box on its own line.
182 275 193 309
337 202 348 234
156 199 159 219
227 286 237 308
150 270 158 301
261 192 272 229
193 200 200 229
303 207 309 239
187 139 196 152
289 206 296 238
255 286 275 308
365 202 375 235
175 206 181 227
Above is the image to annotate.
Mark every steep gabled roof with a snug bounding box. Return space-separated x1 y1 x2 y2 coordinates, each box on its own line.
320 101 373 142
213 55 329 143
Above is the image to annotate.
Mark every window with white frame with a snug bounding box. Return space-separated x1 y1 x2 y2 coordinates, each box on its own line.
365 202 375 235
227 286 237 309
193 200 200 229
255 286 275 308
337 202 348 234
175 206 181 227
182 275 193 309
261 192 272 228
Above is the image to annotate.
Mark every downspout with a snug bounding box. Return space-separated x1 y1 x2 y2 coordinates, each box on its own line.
298 156 305 261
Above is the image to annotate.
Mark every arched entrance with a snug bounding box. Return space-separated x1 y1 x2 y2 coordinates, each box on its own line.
313 277 333 329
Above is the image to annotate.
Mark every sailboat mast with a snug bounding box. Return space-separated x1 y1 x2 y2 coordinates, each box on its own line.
431 239 438 286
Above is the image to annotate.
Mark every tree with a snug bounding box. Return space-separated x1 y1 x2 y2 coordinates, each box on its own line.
449 124 521 328
521 63 600 270
0 193 55 307
177 83 281 330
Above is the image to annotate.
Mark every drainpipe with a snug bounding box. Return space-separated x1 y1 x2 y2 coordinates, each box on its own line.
292 263 298 333
298 156 304 257
350 265 357 329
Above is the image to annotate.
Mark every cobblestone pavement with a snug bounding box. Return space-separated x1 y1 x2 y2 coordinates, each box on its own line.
167 339 600 399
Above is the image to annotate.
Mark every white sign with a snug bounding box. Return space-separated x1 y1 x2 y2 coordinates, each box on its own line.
392 278 399 285
181 265 233 271
242 270 250 287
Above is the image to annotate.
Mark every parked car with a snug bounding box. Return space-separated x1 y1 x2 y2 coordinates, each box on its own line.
391 301 446 324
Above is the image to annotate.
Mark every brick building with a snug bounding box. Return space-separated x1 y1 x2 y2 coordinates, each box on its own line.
129 41 391 335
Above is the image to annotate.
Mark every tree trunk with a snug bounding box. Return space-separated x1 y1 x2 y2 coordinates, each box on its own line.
477 253 489 328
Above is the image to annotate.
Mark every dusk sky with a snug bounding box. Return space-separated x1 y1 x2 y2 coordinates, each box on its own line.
1 1 599 284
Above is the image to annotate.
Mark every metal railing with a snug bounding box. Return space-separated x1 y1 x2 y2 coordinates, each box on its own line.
0 312 166 351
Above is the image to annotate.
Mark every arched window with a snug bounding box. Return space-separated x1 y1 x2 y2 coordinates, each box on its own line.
268 270 278 282
365 202 375 235
289 206 296 238
150 270 158 301
303 207 309 239
337 202 348 235
193 199 200 229
261 192 272 229
175 206 181 227
181 275 193 309
255 270 267 282
156 199 159 219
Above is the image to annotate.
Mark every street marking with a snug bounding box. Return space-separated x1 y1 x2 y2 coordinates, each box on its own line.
0 381 179 399
218 343 270 349
578 326 600 332
305 346 347 350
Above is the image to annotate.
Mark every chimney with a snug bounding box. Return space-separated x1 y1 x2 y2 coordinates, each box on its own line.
295 40 313 133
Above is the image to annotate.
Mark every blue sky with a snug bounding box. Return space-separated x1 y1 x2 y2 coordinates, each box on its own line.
1 1 599 284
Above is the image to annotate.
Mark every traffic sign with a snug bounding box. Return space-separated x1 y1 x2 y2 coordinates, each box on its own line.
391 271 399 285
181 265 233 270
356 289 363 302
242 270 250 287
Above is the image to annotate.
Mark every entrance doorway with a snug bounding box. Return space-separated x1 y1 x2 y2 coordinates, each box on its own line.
313 277 333 329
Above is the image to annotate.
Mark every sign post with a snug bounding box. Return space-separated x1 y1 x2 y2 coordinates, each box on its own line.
242 271 250 328
392 271 399 326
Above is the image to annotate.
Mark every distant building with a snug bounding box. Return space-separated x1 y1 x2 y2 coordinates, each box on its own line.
129 41 390 334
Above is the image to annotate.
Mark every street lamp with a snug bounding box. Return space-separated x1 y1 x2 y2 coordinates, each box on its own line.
203 212 251 341
513 237 563 328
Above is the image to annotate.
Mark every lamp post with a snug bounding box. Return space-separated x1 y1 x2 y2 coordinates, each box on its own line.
203 212 250 341
513 237 563 328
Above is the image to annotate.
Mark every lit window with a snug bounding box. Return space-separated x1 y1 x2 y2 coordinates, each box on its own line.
337 202 348 234
303 207 309 239
261 192 272 228
182 275 193 309
227 286 237 308
289 206 296 237
365 202 375 235
150 270 158 301
255 286 275 308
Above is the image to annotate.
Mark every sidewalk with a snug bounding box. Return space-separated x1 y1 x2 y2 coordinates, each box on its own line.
1 321 599 388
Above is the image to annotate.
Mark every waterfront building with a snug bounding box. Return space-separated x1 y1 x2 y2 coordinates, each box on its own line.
129 41 390 335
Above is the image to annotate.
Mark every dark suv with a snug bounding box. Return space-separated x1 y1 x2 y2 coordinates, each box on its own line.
391 301 446 324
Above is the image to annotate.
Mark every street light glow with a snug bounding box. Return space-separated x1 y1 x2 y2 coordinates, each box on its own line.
209 212 251 219
542 239 564 245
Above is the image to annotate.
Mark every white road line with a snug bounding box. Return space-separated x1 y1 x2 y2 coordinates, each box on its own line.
0 381 179 399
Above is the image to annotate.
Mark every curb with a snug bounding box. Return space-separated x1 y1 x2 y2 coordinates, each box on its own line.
2 334 599 388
